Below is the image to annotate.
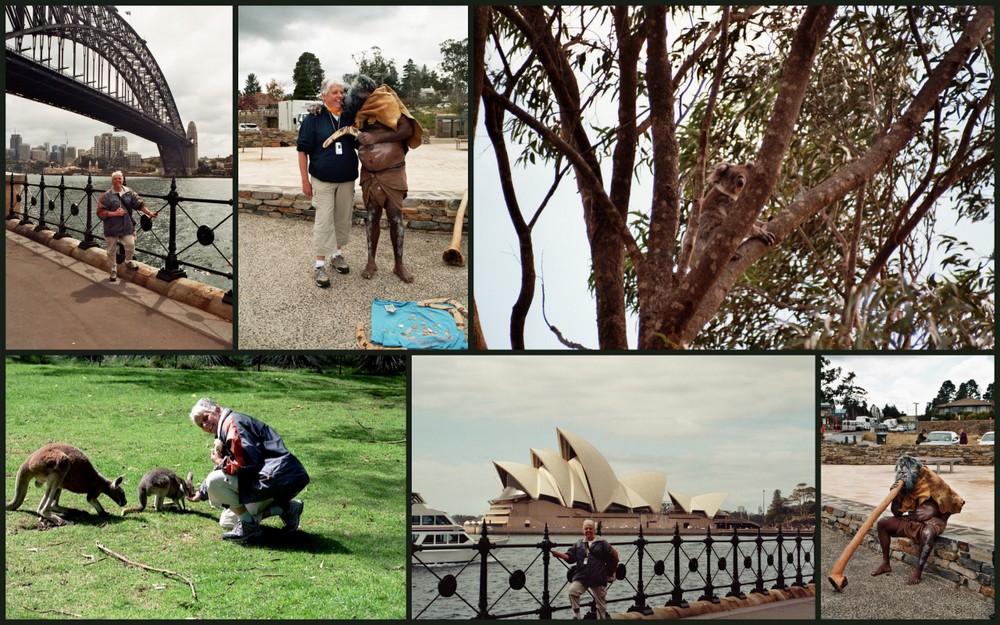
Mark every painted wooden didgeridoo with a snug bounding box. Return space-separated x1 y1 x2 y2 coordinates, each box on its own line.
827 479 904 591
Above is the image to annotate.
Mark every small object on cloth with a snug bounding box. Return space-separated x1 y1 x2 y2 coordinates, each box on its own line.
370 298 467 350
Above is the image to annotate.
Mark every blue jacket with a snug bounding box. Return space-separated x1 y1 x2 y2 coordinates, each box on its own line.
565 538 614 587
297 106 359 183
97 187 144 237
207 410 310 505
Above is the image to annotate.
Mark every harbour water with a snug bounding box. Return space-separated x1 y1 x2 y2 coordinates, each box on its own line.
20 174 233 291
411 533 814 620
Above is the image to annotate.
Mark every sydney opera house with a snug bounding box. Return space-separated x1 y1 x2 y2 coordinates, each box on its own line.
479 428 749 535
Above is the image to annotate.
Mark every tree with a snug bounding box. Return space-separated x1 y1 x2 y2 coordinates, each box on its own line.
263 78 285 108
292 52 324 100
956 379 981 400
789 483 816 516
765 489 791 525
243 73 262 95
820 356 841 404
985 383 994 402
352 46 399 89
932 380 957 408
476 6 994 349
882 404 903 419
400 59 420 98
439 37 469 100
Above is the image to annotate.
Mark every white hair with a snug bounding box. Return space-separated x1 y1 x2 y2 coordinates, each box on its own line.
111 170 124 179
189 397 219 424
320 79 345 95
582 519 596 530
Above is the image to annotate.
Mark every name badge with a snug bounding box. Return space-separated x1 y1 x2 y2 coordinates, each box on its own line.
335 142 343 155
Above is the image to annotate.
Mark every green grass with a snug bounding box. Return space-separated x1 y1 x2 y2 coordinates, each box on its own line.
4 361 406 619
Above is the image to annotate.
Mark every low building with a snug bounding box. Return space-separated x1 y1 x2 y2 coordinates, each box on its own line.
935 398 994 416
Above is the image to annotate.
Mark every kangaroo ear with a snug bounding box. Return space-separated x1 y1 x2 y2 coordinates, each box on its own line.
187 471 194 481
113 475 124 488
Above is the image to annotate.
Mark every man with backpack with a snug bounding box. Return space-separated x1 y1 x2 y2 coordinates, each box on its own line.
552 519 618 619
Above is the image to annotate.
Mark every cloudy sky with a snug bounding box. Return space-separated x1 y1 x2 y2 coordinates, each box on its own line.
824 355 995 415
238 6 467 97
5 6 233 159
412 355 815 518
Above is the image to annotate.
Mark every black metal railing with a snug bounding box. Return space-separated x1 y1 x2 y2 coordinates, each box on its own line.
7 172 232 300
412 523 815 619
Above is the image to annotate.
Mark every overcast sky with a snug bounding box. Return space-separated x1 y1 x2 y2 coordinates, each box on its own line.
824 355 995 415
237 6 468 97
412 355 815 518
5 6 233 159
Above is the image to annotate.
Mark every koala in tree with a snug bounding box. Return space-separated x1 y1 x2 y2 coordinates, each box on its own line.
692 162 775 267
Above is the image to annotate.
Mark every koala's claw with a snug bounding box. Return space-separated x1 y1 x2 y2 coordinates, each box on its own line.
756 231 776 246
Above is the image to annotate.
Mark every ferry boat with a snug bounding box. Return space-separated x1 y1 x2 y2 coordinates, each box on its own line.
411 492 507 565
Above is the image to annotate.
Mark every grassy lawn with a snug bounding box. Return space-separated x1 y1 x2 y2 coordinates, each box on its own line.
4 360 406 619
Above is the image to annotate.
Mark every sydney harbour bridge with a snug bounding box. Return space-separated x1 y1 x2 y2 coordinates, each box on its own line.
5 5 197 176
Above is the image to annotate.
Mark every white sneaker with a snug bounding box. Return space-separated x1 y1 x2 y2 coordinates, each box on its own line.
109 267 117 282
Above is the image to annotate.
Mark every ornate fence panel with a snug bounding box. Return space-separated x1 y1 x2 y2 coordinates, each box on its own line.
412 524 815 620
8 172 232 298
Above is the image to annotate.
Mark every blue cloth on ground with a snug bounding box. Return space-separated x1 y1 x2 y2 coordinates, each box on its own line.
370 298 468 350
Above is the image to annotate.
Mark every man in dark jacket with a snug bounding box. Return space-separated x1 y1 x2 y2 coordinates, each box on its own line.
187 397 310 541
96 171 157 282
298 80 360 287
552 519 615 619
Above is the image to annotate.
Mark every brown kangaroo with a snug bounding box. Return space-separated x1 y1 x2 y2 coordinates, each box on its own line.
123 468 194 514
5 443 126 525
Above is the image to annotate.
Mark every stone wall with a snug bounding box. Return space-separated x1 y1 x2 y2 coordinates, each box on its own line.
238 130 298 149
822 442 994 466
822 505 994 600
238 188 466 235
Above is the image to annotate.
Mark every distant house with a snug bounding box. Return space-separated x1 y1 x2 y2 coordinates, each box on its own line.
934 398 994 416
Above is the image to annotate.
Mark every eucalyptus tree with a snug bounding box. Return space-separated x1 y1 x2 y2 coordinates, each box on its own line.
475 5 993 349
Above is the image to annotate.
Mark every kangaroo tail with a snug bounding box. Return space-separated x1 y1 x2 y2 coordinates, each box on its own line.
5 459 31 510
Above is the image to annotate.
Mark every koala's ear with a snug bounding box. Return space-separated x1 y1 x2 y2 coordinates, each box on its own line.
745 162 756 171
708 162 730 184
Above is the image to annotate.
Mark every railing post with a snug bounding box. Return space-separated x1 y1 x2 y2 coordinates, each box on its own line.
628 524 654 615
665 523 688 608
752 527 768 595
35 174 56 232
792 528 805 588
809 528 816 585
7 172 18 220
20 172 37 226
54 174 70 239
772 526 790 591
698 526 719 603
727 529 746 599
156 177 187 281
79 173 99 249
476 523 492 619
540 524 553 619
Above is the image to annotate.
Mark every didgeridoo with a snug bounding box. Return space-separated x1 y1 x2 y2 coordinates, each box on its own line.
827 479 903 591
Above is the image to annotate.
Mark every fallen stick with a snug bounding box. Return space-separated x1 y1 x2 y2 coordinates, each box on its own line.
96 541 197 601
22 606 82 618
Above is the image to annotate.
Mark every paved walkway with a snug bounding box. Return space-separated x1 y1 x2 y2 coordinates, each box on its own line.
685 597 815 620
822 464 994 537
238 138 468 194
5 230 232 349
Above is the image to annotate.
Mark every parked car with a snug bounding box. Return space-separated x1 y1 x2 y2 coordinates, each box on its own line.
919 431 960 445
239 123 260 132
978 431 994 446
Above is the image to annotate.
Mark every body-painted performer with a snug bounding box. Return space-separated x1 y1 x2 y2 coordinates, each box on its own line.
871 456 964 584
342 75 423 283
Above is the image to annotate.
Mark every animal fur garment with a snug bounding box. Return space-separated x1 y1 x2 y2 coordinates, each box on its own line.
899 465 965 515
355 85 423 149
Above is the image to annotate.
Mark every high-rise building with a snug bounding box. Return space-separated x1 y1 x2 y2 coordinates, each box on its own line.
93 133 128 159
9 134 23 160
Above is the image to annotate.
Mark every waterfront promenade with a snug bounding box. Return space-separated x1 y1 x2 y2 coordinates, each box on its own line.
6 229 232 350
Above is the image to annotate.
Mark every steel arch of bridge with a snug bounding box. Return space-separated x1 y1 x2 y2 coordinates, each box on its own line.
5 5 194 174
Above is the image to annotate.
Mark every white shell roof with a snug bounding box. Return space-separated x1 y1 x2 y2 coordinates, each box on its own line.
668 491 729 518
492 428 667 513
